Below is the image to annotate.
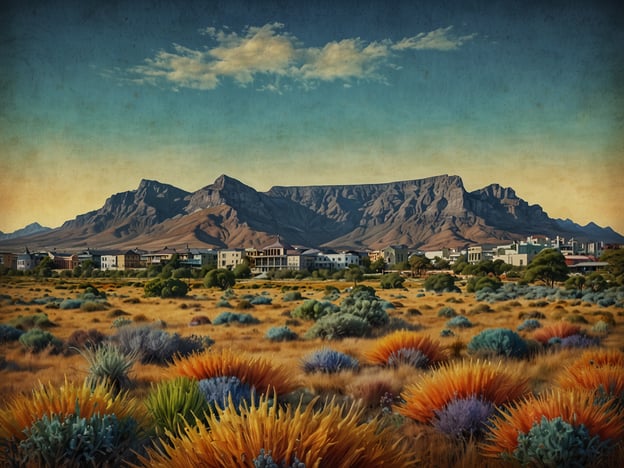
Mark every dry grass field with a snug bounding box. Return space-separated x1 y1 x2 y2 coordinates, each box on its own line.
1 275 623 466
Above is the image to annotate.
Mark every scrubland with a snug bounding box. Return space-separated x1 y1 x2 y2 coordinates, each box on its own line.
0 275 623 467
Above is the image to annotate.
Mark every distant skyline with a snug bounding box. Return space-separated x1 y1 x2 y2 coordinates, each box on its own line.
1 0 623 235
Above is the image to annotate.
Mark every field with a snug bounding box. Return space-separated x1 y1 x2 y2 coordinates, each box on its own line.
1 275 623 466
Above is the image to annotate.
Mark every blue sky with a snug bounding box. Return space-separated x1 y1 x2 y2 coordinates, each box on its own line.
1 0 623 235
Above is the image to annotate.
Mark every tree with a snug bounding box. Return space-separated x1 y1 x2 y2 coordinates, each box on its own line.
524 248 569 287
344 265 364 287
601 248 624 285
424 273 458 293
233 262 251 279
432 256 450 270
380 272 405 289
144 277 188 298
370 258 386 273
409 254 431 277
204 268 236 290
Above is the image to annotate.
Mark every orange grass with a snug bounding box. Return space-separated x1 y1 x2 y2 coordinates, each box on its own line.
482 390 624 458
137 393 417 467
532 322 582 344
397 360 530 423
170 348 298 395
0 377 147 441
365 330 448 366
565 349 624 370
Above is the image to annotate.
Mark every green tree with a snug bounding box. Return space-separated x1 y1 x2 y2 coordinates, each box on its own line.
360 256 371 273
233 262 251 279
409 254 431 277
524 249 569 287
204 268 236 290
344 265 364 287
585 272 607 292
370 258 386 273
451 255 468 275
380 272 405 289
601 248 624 285
432 256 450 270
144 277 188 298
34 256 53 278
564 275 586 291
424 273 458 293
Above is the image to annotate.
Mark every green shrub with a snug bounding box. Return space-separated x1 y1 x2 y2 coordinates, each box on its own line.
80 300 108 312
283 291 303 302
112 317 133 328
59 298 83 310
467 328 528 359
380 272 405 289
79 343 137 392
339 293 389 327
291 299 340 321
265 326 298 342
145 377 209 439
512 416 609 467
591 320 611 335
467 275 502 293
424 273 459 293
10 313 56 330
17 412 140 466
144 277 189 298
305 313 371 340
446 316 473 328
18 328 62 353
213 312 260 325
437 306 457 318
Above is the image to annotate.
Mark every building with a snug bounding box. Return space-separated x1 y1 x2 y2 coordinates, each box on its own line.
0 252 17 270
382 245 409 266
249 237 292 273
218 248 246 270
179 248 218 268
492 242 545 267
48 251 79 269
142 247 178 266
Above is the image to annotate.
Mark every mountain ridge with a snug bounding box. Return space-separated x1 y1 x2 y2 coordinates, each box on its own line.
1 174 622 251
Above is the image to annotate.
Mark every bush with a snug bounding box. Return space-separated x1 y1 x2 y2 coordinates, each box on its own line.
265 326 298 342
144 277 188 298
18 328 62 353
250 295 272 305
112 317 132 328
17 412 140 467
301 348 359 374
446 316 473 329
517 319 541 331
283 291 303 302
112 326 206 364
339 294 389 327
79 343 137 391
204 269 236 290
437 306 457 318
66 328 106 350
433 396 494 439
198 376 258 412
0 324 24 343
189 315 211 326
305 313 371 340
513 416 608 467
424 273 459 293
387 348 430 368
291 300 340 321
213 312 260 325
145 377 210 438
10 313 56 330
380 272 405 289
467 328 528 359
467 275 502 293
80 300 108 312
559 334 600 349
59 298 83 310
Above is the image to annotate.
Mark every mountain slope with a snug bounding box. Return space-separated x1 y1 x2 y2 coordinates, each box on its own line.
1 174 622 251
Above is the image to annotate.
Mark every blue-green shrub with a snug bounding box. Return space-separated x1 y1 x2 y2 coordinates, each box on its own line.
291 299 339 321
59 298 83 310
437 306 457 318
0 324 24 343
446 316 473 328
18 328 62 353
339 295 389 327
112 326 206 364
517 319 542 331
467 328 528 358
304 313 371 340
265 326 298 342
250 295 272 305
512 416 609 467
301 348 359 373
253 448 305 468
198 376 258 412
283 291 303 302
213 311 260 325
80 343 136 391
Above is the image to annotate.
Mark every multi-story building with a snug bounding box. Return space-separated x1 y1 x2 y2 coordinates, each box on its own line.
0 252 17 270
218 248 246 270
383 245 409 266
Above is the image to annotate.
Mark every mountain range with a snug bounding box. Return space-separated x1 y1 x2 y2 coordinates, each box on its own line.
1 174 622 252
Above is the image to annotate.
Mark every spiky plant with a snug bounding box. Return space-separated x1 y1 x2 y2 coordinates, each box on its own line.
145 377 210 439
397 360 530 424
301 348 359 374
532 322 582 344
170 349 298 396
557 366 624 406
365 331 448 368
565 349 624 371
138 393 417 467
78 342 138 392
482 390 624 463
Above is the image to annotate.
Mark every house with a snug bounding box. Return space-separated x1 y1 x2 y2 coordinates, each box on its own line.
248 237 292 273
218 248 246 270
142 247 178 266
0 252 17 270
382 245 409 266
179 248 218 268
17 250 46 271
48 251 79 269
492 242 545 267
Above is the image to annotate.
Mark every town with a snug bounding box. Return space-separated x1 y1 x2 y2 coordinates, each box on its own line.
0 233 616 276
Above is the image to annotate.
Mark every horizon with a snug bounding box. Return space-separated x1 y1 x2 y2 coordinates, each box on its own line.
2 0 623 234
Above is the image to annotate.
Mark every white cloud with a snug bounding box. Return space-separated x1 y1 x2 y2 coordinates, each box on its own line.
128 23 476 91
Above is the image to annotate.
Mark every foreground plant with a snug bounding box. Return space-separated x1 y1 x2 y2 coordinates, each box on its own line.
137 393 416 467
482 390 624 465
397 360 530 438
78 342 138 392
365 331 448 369
532 322 582 345
170 349 298 396
0 379 147 465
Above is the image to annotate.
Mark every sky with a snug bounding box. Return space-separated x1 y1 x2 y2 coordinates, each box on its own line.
1 0 623 235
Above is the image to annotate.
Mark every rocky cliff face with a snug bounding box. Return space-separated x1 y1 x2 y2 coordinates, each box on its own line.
1 174 622 251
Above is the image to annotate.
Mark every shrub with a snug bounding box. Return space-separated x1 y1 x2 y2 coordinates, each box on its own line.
468 303 493 315
366 331 448 368
440 328 455 337
189 315 211 326
283 291 303 302
80 300 108 312
17 412 140 467
305 313 371 340
591 320 611 335
291 299 339 321
467 275 502 293
432 396 494 439
198 376 258 412
424 273 459 293
79 343 137 391
144 277 188 298
215 299 232 308
235 299 253 310
467 328 528 358
301 348 359 374
112 326 205 364
265 326 298 342
10 312 56 330
145 377 209 438
380 272 405 289
533 322 582 344
213 311 260 325
437 306 457 318
111 317 132 328
66 328 106 350
560 334 600 349
0 324 24 343
339 295 389 327
512 416 608 467
386 348 430 368
59 298 83 310
253 449 305 468
250 295 272 305
18 328 62 353
517 319 541 331
446 315 473 329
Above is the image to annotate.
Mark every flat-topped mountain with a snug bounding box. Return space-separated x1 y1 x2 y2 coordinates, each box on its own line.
1 174 622 251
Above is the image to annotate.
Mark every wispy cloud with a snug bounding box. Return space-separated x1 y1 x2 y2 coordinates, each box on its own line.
127 23 476 91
